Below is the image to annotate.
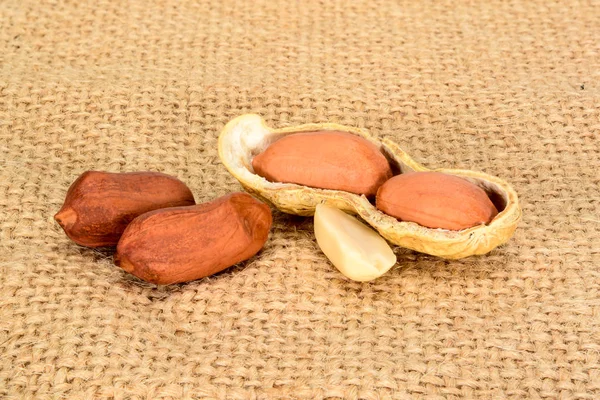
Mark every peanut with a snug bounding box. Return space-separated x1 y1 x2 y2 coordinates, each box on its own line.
114 192 272 285
54 171 195 247
252 131 392 197
376 172 498 230
314 203 396 281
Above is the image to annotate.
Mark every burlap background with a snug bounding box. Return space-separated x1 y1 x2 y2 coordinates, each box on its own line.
1 0 599 398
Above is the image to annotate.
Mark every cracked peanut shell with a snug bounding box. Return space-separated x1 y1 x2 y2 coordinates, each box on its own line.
218 114 521 259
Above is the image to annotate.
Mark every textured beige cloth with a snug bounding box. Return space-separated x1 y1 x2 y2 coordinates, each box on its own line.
1 0 600 398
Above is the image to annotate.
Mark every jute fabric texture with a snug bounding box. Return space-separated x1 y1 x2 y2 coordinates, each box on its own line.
1 0 599 398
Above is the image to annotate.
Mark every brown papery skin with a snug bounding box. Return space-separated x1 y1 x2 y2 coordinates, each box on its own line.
252 131 393 197
376 172 498 231
54 171 195 247
114 192 273 285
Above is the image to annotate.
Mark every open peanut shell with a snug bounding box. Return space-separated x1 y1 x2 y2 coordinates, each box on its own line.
218 114 521 259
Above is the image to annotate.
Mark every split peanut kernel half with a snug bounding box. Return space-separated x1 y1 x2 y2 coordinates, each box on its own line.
314 203 397 282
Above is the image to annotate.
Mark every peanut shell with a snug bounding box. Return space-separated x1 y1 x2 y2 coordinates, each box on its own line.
218 114 521 259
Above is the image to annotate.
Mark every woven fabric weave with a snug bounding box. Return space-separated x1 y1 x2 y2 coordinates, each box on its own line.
1 0 599 398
